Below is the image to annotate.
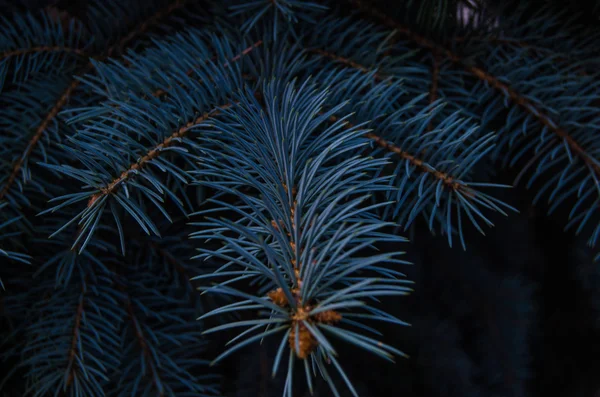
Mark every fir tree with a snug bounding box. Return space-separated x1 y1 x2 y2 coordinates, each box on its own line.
0 1 599 396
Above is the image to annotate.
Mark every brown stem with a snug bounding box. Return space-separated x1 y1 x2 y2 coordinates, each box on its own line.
87 103 232 207
464 64 600 177
282 187 316 360
349 0 600 182
268 183 343 359
328 115 468 192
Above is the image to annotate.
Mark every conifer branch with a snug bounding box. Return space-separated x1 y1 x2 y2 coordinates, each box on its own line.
110 271 216 397
2 3 598 396
350 0 600 184
327 115 468 193
0 10 89 90
0 0 193 202
87 103 232 208
192 81 411 397
266 183 343 359
3 271 123 396
0 75 83 201
369 130 467 192
464 65 599 178
82 40 263 211
42 34 258 253
316 71 514 247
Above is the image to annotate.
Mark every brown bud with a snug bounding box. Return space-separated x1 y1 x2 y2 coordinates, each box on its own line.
268 288 288 307
289 321 317 359
314 310 342 324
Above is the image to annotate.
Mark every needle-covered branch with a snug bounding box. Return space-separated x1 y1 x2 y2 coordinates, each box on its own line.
189 80 412 397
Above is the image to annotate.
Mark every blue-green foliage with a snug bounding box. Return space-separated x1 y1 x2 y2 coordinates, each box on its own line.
442 29 600 247
0 0 599 396
313 69 516 247
42 30 257 254
227 0 328 34
110 273 219 397
190 80 412 397
0 10 88 93
16 273 122 397
0 0 210 292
